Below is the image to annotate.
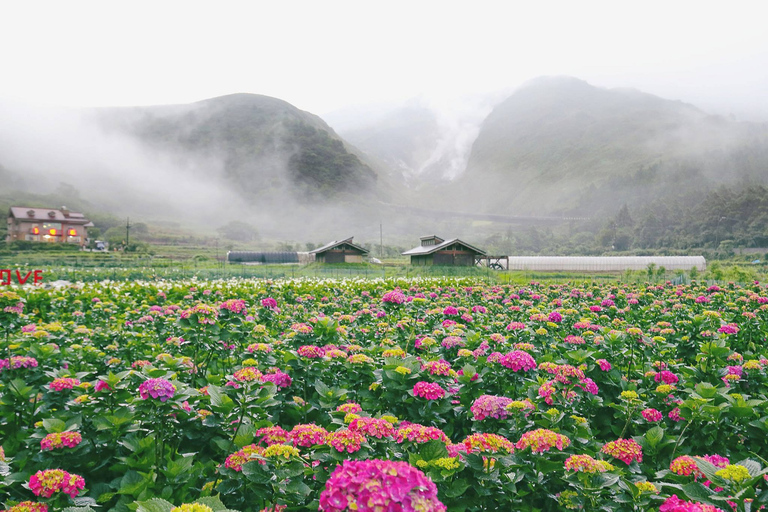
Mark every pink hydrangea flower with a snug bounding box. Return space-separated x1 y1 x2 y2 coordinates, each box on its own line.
289 424 328 447
261 369 292 388
348 417 395 439
516 428 570 453
641 408 663 422
413 381 446 400
601 438 643 464
28 469 85 498
655 370 679 385
49 377 80 391
327 429 365 453
40 432 83 451
660 495 724 511
470 395 514 421
297 345 325 358
498 350 536 372
261 297 278 309
382 290 406 304
319 459 446 511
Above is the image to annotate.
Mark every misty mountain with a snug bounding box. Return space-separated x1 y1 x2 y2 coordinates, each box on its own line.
447 76 768 216
94 93 379 200
3 79 767 246
0 94 402 240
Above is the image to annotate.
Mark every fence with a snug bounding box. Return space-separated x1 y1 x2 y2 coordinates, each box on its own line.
0 263 638 284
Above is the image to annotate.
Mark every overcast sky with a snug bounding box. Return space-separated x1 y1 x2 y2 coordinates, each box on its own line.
1 0 767 118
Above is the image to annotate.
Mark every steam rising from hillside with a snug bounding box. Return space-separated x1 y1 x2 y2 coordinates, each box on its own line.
327 93 504 181
415 94 499 180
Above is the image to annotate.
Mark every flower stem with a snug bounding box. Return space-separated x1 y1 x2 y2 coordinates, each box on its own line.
671 420 691 458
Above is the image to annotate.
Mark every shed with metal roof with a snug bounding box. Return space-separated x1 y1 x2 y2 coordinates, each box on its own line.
310 237 369 264
402 235 486 266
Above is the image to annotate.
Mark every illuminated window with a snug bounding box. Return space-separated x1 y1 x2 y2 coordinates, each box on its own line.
42 222 62 241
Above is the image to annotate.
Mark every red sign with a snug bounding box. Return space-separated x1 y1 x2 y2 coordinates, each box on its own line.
0 270 43 285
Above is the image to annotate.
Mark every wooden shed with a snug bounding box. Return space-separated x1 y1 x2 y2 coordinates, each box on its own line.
310 237 369 264
402 235 486 266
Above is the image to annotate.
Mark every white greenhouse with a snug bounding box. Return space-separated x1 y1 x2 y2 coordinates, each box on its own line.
505 256 706 272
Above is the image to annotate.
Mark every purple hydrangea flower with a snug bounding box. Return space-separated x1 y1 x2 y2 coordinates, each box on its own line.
138 378 175 402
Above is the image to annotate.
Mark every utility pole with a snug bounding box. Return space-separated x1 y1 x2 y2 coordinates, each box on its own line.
125 217 132 250
380 222 383 260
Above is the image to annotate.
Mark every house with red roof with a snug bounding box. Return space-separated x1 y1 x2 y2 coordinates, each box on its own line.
6 206 94 247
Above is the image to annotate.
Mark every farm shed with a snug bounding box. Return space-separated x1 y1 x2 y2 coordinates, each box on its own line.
403 235 487 266
505 256 706 272
227 252 314 265
310 237 369 264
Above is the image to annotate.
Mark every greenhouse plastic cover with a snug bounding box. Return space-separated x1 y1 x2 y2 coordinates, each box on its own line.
505 256 705 271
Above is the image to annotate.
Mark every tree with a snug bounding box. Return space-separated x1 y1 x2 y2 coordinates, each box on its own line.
217 221 259 242
615 204 634 228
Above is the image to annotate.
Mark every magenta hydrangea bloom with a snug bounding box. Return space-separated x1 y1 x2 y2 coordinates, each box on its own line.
641 408 663 422
655 370 679 385
138 378 175 402
577 377 599 395
443 306 459 316
506 321 526 331
319 459 446 512
471 395 514 421
382 290 406 305
717 323 739 334
261 369 292 388
28 469 85 498
217 299 247 315
261 297 278 309
413 381 446 400
498 350 536 372
0 356 38 371
659 495 725 512
596 359 612 371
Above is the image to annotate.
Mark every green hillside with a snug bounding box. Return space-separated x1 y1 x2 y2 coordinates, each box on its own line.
450 76 768 216
95 93 378 200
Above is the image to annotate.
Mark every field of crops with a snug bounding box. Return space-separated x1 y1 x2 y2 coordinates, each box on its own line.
2 277 768 511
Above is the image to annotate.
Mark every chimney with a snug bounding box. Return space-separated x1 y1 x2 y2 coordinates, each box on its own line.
61 206 70 218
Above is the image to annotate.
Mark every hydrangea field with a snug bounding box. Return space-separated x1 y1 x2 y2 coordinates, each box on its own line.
2 277 768 511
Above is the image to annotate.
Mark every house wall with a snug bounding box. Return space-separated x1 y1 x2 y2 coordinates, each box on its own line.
6 219 87 245
323 251 345 264
433 249 477 266
410 255 432 266
316 246 367 264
